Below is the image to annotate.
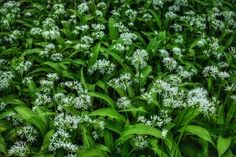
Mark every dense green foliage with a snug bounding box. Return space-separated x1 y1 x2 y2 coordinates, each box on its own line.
0 0 236 156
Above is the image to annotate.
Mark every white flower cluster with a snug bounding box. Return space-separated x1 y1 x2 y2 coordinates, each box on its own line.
52 3 66 18
49 128 78 152
91 24 106 39
77 2 89 14
0 102 6 111
49 113 105 152
88 59 116 75
203 65 230 79
116 97 131 109
0 1 20 28
132 135 149 150
0 70 14 91
17 126 38 142
60 81 92 110
162 57 178 71
128 49 149 71
187 88 216 114
16 61 32 74
108 73 132 90
42 18 61 40
75 35 94 50
5 112 23 126
4 30 21 44
142 77 217 116
138 111 172 128
54 113 81 130
120 32 137 45
8 141 30 157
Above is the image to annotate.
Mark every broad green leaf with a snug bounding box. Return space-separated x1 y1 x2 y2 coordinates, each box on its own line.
103 48 125 67
15 106 47 136
150 138 169 157
140 65 152 87
2 96 26 106
104 129 113 150
90 108 126 122
115 124 161 147
88 43 100 67
0 136 6 154
77 148 108 157
43 62 61 73
174 108 200 127
81 125 95 148
108 17 118 41
217 135 232 157
41 129 54 151
88 92 116 108
180 125 213 144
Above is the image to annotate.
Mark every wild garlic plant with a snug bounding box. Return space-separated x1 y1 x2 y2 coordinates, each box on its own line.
0 0 236 157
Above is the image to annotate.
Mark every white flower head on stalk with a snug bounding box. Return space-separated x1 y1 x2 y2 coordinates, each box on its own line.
0 71 14 91
8 141 30 157
125 9 137 19
0 102 6 111
88 59 116 75
52 3 66 18
49 128 78 152
162 57 177 71
132 135 149 150
161 129 168 138
129 49 149 71
17 126 38 142
16 61 32 74
54 113 81 130
77 2 89 14
120 32 137 45
116 97 131 109
187 87 216 115
51 53 63 61
108 73 132 90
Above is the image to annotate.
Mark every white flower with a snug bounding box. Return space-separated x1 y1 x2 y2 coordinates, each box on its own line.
77 2 89 14
0 70 14 90
88 59 115 75
133 135 149 150
161 129 168 138
51 53 63 61
162 57 177 71
116 97 131 109
108 73 132 90
8 141 30 157
17 126 38 142
130 49 149 71
120 32 137 45
16 61 32 73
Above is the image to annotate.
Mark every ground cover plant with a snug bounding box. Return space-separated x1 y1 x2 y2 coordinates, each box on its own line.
0 0 236 156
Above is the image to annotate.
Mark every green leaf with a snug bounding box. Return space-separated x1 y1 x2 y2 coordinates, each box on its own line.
90 108 126 122
43 62 61 73
15 106 47 136
180 125 213 144
81 125 95 148
217 135 232 157
140 65 152 87
104 129 114 150
103 48 125 67
108 17 118 41
77 148 108 157
88 43 100 67
41 129 54 151
115 124 161 147
88 92 116 108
